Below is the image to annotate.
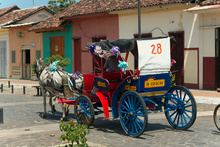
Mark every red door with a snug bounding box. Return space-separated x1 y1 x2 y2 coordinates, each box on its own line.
74 38 81 72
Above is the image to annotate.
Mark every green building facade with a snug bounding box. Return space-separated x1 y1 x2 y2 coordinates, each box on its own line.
42 23 72 73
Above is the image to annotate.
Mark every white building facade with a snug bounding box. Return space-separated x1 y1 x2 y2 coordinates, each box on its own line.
112 3 218 90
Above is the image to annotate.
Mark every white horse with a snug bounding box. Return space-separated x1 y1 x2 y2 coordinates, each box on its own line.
34 58 84 120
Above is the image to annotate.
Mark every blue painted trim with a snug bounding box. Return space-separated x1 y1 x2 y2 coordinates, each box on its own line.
67 97 77 100
111 76 133 119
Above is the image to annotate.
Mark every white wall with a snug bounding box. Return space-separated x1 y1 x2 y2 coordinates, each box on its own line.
18 10 53 23
118 7 200 87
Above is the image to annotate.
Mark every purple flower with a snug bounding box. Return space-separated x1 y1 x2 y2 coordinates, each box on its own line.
110 46 120 57
75 71 80 74
89 45 96 56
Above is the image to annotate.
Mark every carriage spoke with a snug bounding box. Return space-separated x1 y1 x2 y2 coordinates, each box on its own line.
127 120 132 131
135 119 142 130
127 95 132 108
175 90 179 98
182 113 188 124
185 98 191 103
122 115 129 119
170 99 177 105
170 110 177 118
135 112 144 117
183 111 192 119
124 117 130 126
172 111 178 123
134 101 141 110
184 104 192 108
122 104 129 111
124 99 130 109
136 116 144 124
133 120 138 133
185 109 193 114
121 110 129 114
182 93 187 102
181 114 184 126
179 90 182 100
176 114 180 126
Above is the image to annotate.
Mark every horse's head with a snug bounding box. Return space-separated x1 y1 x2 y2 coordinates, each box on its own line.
35 58 46 78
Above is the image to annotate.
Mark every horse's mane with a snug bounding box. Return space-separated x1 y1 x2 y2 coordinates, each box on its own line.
38 59 46 67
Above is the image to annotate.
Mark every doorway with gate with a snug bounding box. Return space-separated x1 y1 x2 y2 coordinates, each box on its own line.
22 49 31 79
0 40 7 78
169 31 184 85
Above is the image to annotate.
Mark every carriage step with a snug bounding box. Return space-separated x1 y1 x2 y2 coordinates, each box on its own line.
148 110 165 114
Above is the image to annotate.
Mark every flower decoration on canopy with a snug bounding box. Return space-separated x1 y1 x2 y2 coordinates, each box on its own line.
72 71 81 80
95 46 107 58
89 44 96 56
118 61 128 74
171 59 176 67
110 46 120 58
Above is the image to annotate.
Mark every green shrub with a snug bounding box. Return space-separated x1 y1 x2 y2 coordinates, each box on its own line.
31 61 37 73
31 55 71 73
45 55 71 71
59 120 90 147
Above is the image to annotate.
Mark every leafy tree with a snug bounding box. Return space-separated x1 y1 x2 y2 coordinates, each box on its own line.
48 0 76 12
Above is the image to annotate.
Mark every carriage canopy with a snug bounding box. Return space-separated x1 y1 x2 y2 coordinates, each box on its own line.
87 37 171 75
87 39 135 53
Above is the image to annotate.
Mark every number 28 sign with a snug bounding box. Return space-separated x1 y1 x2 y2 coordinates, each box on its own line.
137 37 171 71
151 43 162 54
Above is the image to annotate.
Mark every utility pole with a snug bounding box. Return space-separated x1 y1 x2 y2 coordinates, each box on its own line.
138 0 141 39
33 0 34 7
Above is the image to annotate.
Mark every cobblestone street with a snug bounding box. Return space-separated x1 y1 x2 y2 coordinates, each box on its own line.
0 92 220 147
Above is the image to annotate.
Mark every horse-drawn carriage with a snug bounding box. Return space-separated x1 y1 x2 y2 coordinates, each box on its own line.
36 36 197 137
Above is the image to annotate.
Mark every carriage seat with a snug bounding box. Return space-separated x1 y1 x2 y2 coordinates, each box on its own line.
103 70 133 82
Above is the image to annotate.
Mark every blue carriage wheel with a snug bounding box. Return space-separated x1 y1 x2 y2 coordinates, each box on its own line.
213 104 220 131
165 85 197 130
74 95 95 126
119 91 148 137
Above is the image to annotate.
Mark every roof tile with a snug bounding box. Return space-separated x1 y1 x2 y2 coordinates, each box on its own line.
61 0 190 18
30 0 191 31
0 5 55 26
0 5 19 17
200 0 220 6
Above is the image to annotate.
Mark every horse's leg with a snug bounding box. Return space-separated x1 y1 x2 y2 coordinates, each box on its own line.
49 93 56 114
66 104 69 116
42 88 47 117
61 103 67 121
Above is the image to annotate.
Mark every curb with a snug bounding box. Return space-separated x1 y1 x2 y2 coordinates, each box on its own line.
195 96 220 105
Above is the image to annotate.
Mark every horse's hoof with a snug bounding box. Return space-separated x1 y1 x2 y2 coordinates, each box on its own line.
52 109 56 114
66 110 69 116
60 118 64 121
42 113 46 118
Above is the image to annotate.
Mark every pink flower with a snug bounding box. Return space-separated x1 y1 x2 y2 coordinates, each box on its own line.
171 59 176 66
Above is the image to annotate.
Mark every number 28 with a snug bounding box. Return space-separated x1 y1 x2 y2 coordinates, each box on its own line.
151 43 162 54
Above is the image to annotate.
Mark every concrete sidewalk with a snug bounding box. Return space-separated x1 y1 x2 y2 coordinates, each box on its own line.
0 78 38 88
1 78 220 104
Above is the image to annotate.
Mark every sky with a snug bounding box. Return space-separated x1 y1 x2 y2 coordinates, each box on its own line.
0 0 80 9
